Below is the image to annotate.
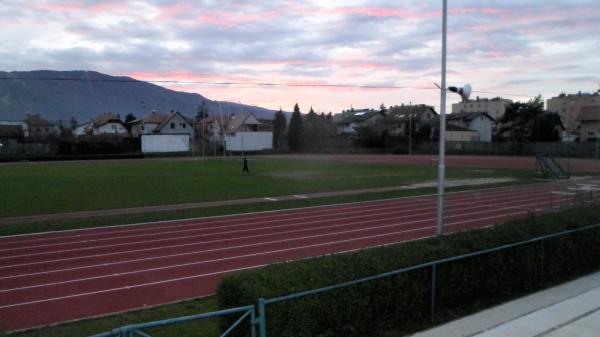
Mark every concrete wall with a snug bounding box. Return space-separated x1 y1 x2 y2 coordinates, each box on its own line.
446 130 480 142
225 132 272 151
141 134 190 153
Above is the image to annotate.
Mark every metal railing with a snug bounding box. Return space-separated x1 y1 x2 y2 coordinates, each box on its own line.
89 305 256 337
91 222 600 337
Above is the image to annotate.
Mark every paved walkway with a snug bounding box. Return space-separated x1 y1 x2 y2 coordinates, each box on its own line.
411 271 600 337
0 177 515 225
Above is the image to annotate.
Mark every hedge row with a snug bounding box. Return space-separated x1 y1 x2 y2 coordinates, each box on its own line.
217 206 600 337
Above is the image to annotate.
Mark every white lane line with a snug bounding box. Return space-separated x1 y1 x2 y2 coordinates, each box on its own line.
263 197 278 201
0 180 565 245
294 195 308 199
0 187 557 255
0 190 554 266
0 196 442 252
0 198 555 293
0 208 534 309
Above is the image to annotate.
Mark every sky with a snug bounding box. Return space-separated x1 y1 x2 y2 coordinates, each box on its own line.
1 0 599 114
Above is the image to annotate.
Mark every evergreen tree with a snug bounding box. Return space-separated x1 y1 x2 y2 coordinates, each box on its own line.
196 101 209 122
302 106 320 150
69 116 78 130
287 103 303 151
272 108 287 149
124 113 136 132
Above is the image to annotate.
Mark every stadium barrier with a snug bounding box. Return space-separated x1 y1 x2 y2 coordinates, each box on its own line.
90 222 600 337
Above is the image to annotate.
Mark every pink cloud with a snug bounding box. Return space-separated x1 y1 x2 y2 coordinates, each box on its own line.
31 1 126 14
197 10 279 27
157 1 193 21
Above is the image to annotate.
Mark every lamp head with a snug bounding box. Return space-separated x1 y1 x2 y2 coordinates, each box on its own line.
448 84 472 102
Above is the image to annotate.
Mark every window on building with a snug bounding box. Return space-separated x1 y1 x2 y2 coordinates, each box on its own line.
170 122 175 129
182 123 186 128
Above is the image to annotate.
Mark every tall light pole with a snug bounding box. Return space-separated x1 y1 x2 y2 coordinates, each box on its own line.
408 100 413 156
436 0 448 236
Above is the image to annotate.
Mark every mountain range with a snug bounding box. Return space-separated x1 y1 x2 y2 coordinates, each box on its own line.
0 70 281 123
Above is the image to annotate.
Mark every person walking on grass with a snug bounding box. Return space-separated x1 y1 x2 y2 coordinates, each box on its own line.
242 157 250 175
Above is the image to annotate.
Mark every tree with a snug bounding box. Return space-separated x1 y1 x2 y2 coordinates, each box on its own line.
123 113 136 132
496 95 563 142
302 106 320 150
287 103 303 151
196 100 209 122
69 116 78 131
272 108 287 149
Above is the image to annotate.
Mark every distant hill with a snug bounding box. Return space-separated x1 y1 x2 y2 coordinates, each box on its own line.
0 70 282 123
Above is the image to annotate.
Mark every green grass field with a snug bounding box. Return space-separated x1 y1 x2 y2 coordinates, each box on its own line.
0 158 535 218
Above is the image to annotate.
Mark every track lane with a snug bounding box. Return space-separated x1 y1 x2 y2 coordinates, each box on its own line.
0 180 586 332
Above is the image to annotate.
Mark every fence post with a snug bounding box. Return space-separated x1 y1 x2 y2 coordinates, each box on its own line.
540 240 545 282
430 264 437 322
250 307 257 337
258 298 267 337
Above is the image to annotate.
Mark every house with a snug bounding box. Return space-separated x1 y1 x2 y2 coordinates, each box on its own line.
74 113 128 137
0 121 29 137
222 113 273 151
385 104 437 138
24 114 59 140
129 111 194 139
452 97 512 121
335 109 386 135
446 111 494 142
0 125 24 154
547 90 600 134
196 115 230 143
577 106 600 142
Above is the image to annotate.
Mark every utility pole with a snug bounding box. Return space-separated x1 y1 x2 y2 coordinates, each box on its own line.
409 100 413 156
436 0 448 237
192 115 195 157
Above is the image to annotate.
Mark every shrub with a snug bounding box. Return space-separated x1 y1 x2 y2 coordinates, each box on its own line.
217 206 600 337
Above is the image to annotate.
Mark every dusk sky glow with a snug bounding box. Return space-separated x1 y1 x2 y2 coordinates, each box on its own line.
2 0 599 113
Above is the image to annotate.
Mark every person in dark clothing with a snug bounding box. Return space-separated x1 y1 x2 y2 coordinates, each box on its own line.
242 157 249 175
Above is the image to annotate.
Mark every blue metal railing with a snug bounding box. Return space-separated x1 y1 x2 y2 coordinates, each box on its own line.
89 305 256 337
91 222 600 337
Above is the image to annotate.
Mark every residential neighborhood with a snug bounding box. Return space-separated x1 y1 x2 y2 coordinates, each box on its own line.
1 88 600 158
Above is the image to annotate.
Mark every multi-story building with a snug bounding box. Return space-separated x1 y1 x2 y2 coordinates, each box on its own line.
546 90 600 134
451 97 513 121
577 106 600 142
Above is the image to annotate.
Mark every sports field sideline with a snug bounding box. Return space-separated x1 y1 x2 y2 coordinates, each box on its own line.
0 178 592 332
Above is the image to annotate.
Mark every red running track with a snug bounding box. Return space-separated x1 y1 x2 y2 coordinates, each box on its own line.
0 180 592 332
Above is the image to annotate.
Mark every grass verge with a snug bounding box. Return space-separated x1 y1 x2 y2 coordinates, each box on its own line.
5 297 218 337
0 179 536 237
0 158 534 217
